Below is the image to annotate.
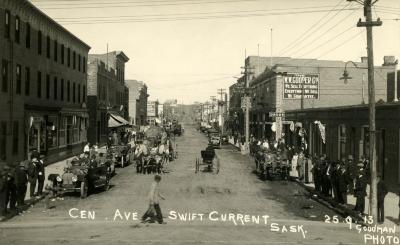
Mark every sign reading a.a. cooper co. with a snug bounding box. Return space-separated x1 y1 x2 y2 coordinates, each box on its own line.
283 73 319 99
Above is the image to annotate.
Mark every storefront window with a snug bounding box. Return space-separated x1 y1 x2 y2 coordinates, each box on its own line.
47 116 58 149
59 116 66 146
338 124 347 160
66 116 73 145
72 116 79 143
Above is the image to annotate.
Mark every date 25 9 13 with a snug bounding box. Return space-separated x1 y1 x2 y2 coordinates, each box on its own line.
325 215 374 226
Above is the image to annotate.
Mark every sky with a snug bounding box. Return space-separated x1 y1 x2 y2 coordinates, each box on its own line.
30 0 400 104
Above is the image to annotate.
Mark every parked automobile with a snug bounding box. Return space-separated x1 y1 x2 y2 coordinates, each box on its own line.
108 144 130 168
48 157 111 198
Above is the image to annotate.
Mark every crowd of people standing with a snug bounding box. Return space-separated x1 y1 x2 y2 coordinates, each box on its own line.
0 150 46 221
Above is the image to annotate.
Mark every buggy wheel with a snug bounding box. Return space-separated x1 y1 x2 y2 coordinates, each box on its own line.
80 181 88 198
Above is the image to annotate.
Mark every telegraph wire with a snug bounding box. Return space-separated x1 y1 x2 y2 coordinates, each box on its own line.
56 8 360 25
32 0 267 10
279 1 354 57
277 0 346 56
286 8 359 58
53 5 351 21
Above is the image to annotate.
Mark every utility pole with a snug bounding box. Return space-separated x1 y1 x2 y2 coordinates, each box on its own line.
350 0 382 222
217 89 226 134
241 62 254 154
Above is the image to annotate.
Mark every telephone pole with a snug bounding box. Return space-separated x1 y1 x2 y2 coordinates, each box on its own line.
241 63 254 154
217 89 226 134
350 0 382 222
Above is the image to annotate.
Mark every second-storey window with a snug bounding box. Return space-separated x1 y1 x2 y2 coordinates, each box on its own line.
67 80 70 101
16 64 21 94
61 79 64 101
46 35 50 58
72 82 76 103
73 51 76 69
67 48 70 67
4 10 10 38
54 40 58 62
25 67 30 95
54 77 58 100
2 60 8 92
37 71 42 98
37 31 42 54
15 16 20 43
61 44 65 64
25 23 30 48
46 74 50 99
78 54 81 72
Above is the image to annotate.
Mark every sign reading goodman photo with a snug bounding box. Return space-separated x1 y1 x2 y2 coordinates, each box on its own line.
283 73 319 99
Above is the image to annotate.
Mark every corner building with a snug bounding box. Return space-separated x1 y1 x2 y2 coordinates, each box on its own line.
0 0 90 165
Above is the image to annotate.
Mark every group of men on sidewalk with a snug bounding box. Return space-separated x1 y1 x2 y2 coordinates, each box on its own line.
0 150 46 221
312 154 388 223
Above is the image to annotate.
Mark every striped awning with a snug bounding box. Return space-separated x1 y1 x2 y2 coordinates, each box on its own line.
108 113 130 128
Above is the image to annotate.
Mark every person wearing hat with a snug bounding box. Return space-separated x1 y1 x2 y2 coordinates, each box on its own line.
134 139 147 173
346 155 356 195
5 165 17 211
0 163 9 219
15 161 28 207
27 157 39 198
354 162 367 214
377 175 388 224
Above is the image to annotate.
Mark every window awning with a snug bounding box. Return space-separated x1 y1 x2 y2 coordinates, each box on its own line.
108 113 130 128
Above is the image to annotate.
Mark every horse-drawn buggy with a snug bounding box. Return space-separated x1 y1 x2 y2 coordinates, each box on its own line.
48 156 111 198
195 147 219 173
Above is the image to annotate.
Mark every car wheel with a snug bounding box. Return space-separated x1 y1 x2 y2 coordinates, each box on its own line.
104 180 110 191
80 181 88 198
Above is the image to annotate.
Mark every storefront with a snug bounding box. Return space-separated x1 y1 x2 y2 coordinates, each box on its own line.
26 105 88 161
285 102 400 190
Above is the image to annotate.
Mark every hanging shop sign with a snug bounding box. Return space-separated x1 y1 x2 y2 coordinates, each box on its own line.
283 73 319 99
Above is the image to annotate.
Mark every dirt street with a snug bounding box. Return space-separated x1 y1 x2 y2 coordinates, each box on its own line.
0 125 366 244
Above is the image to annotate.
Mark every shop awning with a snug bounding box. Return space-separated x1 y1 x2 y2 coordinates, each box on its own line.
108 113 130 128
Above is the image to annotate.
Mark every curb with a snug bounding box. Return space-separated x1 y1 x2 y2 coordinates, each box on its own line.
294 179 367 226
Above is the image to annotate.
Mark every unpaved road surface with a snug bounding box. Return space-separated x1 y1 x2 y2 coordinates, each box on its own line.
0 125 366 244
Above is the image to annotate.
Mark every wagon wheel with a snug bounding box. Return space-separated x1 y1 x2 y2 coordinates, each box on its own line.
195 158 199 173
80 180 88 198
104 179 110 191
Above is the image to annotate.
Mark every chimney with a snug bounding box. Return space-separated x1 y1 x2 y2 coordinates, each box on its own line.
361 56 368 64
383 56 396 66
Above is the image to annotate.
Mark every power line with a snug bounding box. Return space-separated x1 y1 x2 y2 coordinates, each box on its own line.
287 8 359 57
53 5 350 20
279 1 354 56
31 0 267 9
55 8 359 25
277 0 346 56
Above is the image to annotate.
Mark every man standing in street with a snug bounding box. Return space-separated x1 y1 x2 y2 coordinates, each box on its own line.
0 164 9 220
5 165 17 211
28 158 38 198
377 175 388 224
141 175 166 224
15 161 28 208
354 162 367 214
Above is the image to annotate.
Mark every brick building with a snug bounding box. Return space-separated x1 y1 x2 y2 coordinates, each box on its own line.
87 51 129 146
246 56 394 140
125 79 148 126
0 0 91 165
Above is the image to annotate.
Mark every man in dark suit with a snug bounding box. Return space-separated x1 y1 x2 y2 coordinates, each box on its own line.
28 158 39 198
377 175 388 224
0 164 9 220
354 163 367 214
15 161 28 207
